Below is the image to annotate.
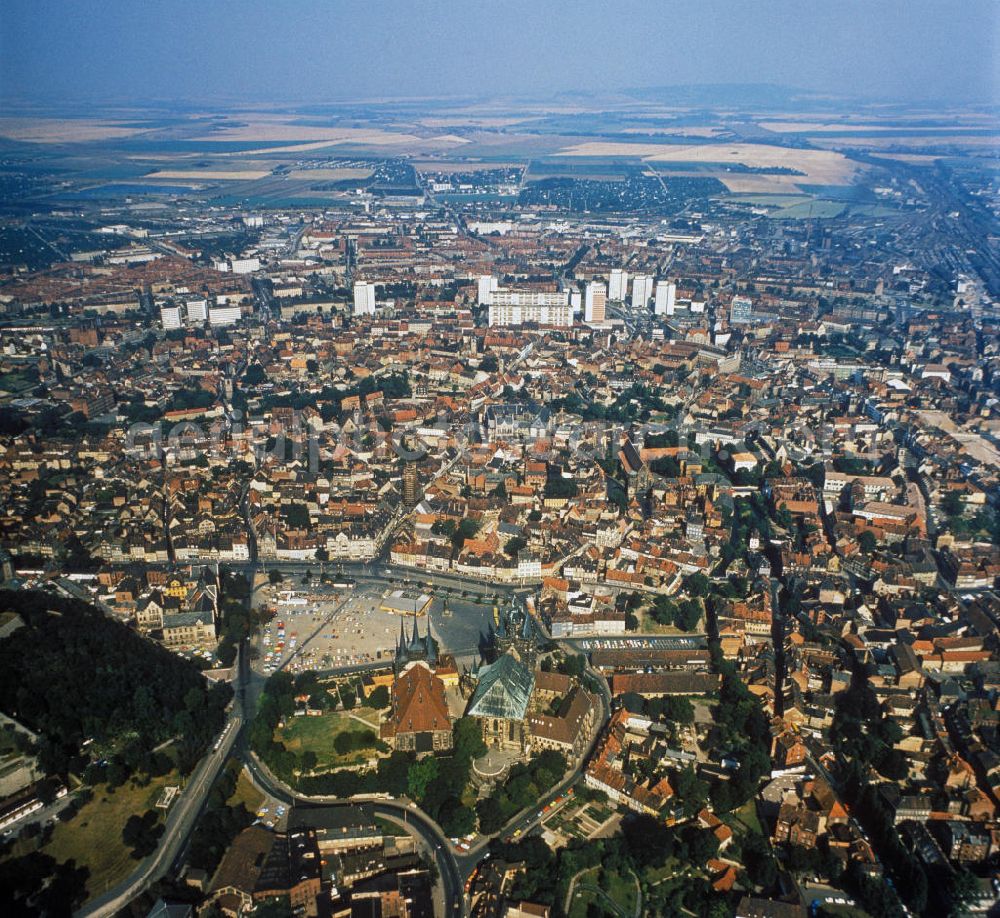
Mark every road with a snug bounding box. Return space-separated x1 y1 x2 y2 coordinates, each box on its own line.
1 790 76 841
239 559 532 600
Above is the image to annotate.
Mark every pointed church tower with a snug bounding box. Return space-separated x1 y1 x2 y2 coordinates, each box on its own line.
426 616 438 665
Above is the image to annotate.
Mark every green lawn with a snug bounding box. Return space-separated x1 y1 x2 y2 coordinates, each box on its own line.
725 194 813 207
44 772 178 901
639 612 686 635
568 867 638 918
727 798 763 837
644 857 701 886
773 200 846 219
374 816 408 837
275 707 383 770
228 767 264 813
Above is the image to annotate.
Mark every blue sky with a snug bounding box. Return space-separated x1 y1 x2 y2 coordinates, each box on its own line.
2 0 997 106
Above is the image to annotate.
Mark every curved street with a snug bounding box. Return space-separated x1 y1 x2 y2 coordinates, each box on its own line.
75 560 611 918
243 752 465 918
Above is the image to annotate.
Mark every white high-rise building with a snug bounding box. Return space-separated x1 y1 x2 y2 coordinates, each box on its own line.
214 256 261 274
353 282 377 316
160 304 183 330
584 282 607 324
730 295 754 324
489 289 568 308
209 305 242 327
229 257 261 275
570 289 582 314
487 302 573 327
654 281 677 316
477 275 499 305
185 298 208 324
631 275 654 310
608 269 628 301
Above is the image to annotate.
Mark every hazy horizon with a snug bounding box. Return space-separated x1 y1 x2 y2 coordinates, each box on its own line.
3 0 999 110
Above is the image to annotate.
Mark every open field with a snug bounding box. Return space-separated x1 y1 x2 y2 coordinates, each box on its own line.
44 772 178 901
759 120 998 133
726 798 764 836
555 141 861 185
866 152 946 164
192 121 465 148
413 160 524 173
287 167 374 181
619 126 729 137
771 200 847 219
416 116 545 128
0 118 154 143
726 193 814 207
811 133 1000 150
145 169 271 181
721 174 814 193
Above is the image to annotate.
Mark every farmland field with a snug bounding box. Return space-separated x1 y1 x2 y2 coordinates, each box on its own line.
146 169 271 181
555 141 861 185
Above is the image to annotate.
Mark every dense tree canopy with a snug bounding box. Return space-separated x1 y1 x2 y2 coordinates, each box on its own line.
0 590 231 777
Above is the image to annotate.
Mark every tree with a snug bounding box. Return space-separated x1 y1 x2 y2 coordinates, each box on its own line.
442 804 476 837
684 573 711 597
268 570 283 584
660 696 694 725
858 530 878 554
942 489 964 517
454 717 487 761
504 536 528 558
216 640 238 667
675 766 709 816
368 685 390 709
621 692 646 714
674 599 702 631
106 758 130 788
945 867 979 914
741 832 778 890
558 654 586 678
122 809 164 859
476 795 505 834
684 825 720 864
452 518 480 550
245 364 268 386
408 757 439 803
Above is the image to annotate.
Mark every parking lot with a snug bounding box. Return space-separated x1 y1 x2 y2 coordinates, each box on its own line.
252 580 498 677
253 799 289 832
